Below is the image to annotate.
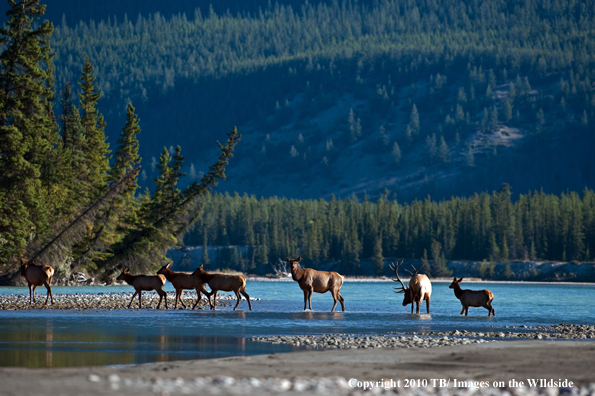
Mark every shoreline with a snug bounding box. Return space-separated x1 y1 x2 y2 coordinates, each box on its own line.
1 340 594 395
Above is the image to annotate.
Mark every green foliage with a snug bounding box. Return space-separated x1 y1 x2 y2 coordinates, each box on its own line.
186 185 595 271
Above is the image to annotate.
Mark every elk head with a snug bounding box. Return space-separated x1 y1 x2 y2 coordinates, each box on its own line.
156 261 173 275
116 268 130 281
390 260 413 306
449 277 463 289
285 256 301 272
19 258 31 277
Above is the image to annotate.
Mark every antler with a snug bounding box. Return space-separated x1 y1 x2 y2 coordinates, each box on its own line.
389 260 407 294
403 263 424 276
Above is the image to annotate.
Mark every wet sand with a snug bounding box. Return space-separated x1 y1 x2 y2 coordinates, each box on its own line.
1 340 593 395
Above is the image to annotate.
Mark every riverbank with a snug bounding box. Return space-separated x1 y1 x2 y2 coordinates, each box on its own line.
0 291 237 310
0 340 593 395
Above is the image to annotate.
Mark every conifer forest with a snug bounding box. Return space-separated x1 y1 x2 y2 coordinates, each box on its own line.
0 0 594 280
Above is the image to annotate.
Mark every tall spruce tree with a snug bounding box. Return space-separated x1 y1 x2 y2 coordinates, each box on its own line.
0 0 55 266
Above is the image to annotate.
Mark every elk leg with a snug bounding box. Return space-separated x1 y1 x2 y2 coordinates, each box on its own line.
331 298 338 313
157 290 167 309
28 284 34 304
307 289 313 310
302 290 308 310
138 290 143 309
128 291 138 308
48 277 54 305
460 305 465 315
425 296 430 314
233 291 242 310
464 306 469 316
43 282 52 306
212 290 218 310
32 285 38 304
178 290 187 309
338 293 345 312
240 290 252 310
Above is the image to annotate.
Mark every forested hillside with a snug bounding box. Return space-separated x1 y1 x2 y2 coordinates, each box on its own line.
42 0 595 200
183 185 595 275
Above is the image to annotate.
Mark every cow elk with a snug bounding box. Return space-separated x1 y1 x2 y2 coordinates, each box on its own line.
20 259 55 306
116 268 168 309
391 260 432 314
285 257 345 312
192 265 251 310
449 277 495 316
157 261 212 309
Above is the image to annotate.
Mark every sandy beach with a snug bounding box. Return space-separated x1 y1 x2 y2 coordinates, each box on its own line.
1 340 593 395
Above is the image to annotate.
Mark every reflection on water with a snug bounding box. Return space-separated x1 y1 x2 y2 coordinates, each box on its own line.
1 281 594 368
0 321 296 368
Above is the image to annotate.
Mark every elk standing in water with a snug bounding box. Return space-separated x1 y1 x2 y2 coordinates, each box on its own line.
157 261 212 309
116 268 168 309
20 259 55 306
192 265 251 310
391 260 432 314
285 257 345 312
449 277 495 316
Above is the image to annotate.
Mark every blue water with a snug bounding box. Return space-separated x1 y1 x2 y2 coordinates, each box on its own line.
0 281 594 368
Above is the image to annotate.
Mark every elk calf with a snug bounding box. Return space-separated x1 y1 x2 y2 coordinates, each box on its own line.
116 268 168 309
449 277 495 316
20 259 54 306
391 261 432 314
192 265 251 310
157 261 212 309
286 257 345 312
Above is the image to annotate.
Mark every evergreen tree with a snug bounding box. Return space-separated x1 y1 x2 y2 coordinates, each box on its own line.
78 56 110 197
438 136 450 163
372 233 384 275
0 0 55 265
392 142 401 164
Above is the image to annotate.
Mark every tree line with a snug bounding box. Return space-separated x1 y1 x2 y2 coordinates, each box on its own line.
0 0 240 280
185 184 595 275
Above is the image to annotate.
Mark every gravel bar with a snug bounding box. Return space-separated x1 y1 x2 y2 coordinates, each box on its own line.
409 324 595 340
251 334 491 349
0 292 247 310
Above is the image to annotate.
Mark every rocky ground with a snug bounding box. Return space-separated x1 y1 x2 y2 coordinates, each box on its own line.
251 334 491 349
0 291 246 310
409 324 595 340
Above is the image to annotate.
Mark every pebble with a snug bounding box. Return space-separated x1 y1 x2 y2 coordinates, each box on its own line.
410 324 595 340
0 292 250 310
250 333 490 349
84 373 595 395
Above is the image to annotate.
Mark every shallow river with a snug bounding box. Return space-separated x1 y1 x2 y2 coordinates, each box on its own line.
0 280 594 368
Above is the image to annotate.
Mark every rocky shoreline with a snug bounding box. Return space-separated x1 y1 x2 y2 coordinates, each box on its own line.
251 334 491 349
409 324 595 340
0 291 243 310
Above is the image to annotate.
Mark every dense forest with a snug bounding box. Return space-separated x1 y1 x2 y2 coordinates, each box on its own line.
40 0 595 200
185 184 595 275
0 0 240 280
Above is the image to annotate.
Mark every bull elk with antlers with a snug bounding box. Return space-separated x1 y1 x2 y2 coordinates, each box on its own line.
20 259 55 306
391 260 432 314
449 277 495 316
285 257 345 312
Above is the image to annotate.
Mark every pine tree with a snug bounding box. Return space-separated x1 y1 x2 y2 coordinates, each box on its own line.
78 56 110 198
438 136 450 163
392 142 401 164
0 0 56 265
409 104 420 136
372 233 384 275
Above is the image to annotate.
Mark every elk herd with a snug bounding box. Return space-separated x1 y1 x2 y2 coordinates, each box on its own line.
17 257 496 316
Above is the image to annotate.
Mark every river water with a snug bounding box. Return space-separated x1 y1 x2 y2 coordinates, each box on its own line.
0 280 594 368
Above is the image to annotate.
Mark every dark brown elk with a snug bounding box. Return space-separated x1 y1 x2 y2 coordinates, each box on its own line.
116 268 168 309
20 259 54 305
391 260 432 314
449 277 495 316
285 257 345 312
191 265 251 310
157 261 212 309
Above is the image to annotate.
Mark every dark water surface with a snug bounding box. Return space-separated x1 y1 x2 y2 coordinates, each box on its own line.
1 281 594 368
